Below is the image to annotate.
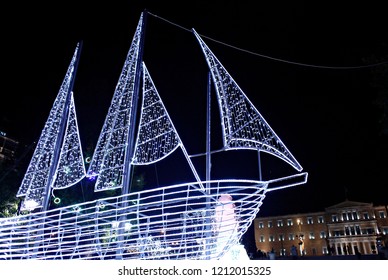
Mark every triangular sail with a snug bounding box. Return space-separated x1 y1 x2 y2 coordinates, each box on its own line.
132 63 180 164
17 43 85 211
52 92 86 189
193 29 303 171
86 13 144 191
132 63 204 190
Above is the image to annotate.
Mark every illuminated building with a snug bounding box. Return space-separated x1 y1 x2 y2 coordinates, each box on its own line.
254 200 388 257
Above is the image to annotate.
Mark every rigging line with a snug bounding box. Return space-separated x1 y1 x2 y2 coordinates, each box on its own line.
148 11 388 70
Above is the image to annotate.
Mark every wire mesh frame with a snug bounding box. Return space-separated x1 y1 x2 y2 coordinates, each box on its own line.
1 179 267 260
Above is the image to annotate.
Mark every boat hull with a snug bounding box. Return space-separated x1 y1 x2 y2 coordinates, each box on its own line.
0 179 267 260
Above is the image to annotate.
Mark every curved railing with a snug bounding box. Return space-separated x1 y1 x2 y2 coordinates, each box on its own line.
1 179 269 260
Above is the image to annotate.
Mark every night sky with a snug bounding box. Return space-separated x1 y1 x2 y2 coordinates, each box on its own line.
2 1 387 217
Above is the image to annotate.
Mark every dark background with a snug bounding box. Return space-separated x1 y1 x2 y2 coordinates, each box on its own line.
1 1 387 217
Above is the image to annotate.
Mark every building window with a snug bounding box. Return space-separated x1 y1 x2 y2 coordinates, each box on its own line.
307 217 313 225
379 211 386 219
289 233 295 240
355 225 361 235
287 219 293 226
269 235 275 242
342 212 347 221
362 228 375 235
309 232 315 239
332 215 338 222
352 211 358 220
382 228 388 235
347 212 353 220
363 212 369 219
258 222 264 229
260 235 265 242
345 226 356 236
268 221 273 228
317 216 324 223
277 220 284 227
322 247 328 255
279 234 284 241
367 228 375 234
320 231 326 239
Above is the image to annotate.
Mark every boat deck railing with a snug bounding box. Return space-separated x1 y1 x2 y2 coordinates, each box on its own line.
0 179 274 259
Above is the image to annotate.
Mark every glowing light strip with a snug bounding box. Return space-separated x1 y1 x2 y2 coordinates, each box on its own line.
16 43 84 211
1 174 307 260
1 179 268 260
86 13 144 191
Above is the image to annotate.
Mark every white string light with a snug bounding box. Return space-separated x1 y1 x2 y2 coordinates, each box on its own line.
194 29 303 172
1 12 308 260
1 179 268 260
86 14 143 192
16 43 85 211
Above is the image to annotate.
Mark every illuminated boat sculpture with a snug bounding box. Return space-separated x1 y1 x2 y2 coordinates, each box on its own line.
0 12 307 260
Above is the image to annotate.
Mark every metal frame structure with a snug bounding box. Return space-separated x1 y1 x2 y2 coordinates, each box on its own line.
0 11 308 260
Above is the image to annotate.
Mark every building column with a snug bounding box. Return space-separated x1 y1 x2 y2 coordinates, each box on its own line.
348 243 354 255
362 242 367 254
367 241 373 254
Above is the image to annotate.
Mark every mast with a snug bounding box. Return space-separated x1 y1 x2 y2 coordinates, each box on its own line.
206 71 211 190
205 71 212 259
115 12 147 259
258 151 262 181
86 12 147 194
42 42 83 211
121 11 148 196
17 42 83 212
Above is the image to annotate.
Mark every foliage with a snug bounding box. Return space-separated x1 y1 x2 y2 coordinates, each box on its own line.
0 159 23 217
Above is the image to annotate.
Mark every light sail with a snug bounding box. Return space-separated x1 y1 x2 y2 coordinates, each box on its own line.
86 13 144 191
52 92 86 189
193 29 303 171
132 63 204 190
1 12 308 261
132 62 180 164
16 43 85 211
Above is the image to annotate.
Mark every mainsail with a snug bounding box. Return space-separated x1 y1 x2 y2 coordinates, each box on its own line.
133 62 204 189
86 13 144 192
193 29 303 172
16 42 85 211
132 63 181 165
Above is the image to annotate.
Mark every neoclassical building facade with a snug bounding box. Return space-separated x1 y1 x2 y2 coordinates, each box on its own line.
254 200 388 257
